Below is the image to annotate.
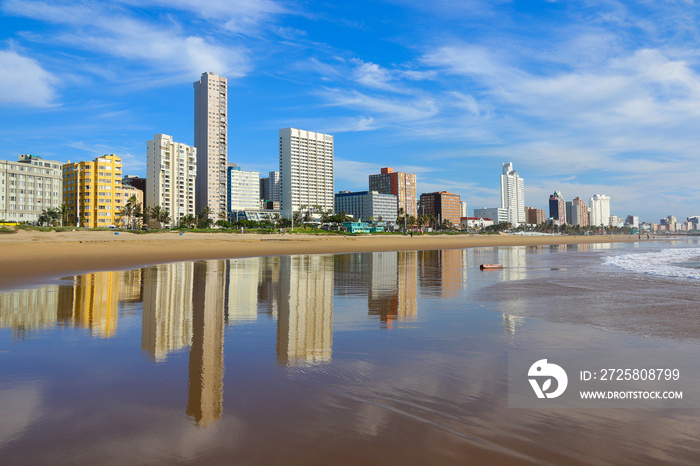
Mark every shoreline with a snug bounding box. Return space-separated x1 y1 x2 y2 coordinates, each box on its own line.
0 230 648 291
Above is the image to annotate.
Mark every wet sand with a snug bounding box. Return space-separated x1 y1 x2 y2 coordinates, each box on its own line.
0 229 643 290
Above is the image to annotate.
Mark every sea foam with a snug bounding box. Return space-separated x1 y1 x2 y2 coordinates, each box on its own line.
604 247 700 279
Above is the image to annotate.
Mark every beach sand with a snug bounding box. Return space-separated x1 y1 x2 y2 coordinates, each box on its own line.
0 229 643 290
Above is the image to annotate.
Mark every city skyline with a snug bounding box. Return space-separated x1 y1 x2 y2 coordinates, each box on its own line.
1 1 699 222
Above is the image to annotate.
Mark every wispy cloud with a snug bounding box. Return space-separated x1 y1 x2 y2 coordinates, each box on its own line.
0 48 59 107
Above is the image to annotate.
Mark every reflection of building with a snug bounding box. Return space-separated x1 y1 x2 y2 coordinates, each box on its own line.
225 258 259 323
58 271 120 337
368 251 417 326
256 256 280 317
0 285 61 338
277 255 333 365
502 314 524 335
120 269 143 303
187 261 226 427
142 263 194 362
418 249 463 298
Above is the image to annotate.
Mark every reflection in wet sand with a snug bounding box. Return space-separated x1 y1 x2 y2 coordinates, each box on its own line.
277 255 333 366
58 271 120 338
187 261 226 427
0 286 60 338
368 251 417 326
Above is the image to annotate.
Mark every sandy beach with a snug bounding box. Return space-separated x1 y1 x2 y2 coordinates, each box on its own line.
0 229 645 290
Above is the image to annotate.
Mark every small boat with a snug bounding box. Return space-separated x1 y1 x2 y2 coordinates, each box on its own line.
480 264 503 270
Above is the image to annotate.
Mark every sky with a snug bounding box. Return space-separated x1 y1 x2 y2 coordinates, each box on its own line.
1 0 699 223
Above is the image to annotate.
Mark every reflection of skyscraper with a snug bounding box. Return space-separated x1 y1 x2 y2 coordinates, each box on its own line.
119 269 143 303
58 272 120 338
502 314 524 335
0 285 61 338
277 255 333 366
141 263 194 362
187 261 226 427
225 258 259 323
368 251 418 326
256 256 280 317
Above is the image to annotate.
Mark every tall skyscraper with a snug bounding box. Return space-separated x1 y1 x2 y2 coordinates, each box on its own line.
369 167 417 218
146 134 197 228
549 191 565 225
279 128 334 218
500 162 525 226
194 72 228 220
590 194 611 226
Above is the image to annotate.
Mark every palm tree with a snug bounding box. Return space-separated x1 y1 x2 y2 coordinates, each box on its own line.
150 205 163 229
157 209 170 228
197 206 211 229
58 204 69 226
120 202 134 228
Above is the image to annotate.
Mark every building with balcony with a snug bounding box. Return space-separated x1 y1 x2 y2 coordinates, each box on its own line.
369 167 417 218
63 154 122 228
0 154 63 224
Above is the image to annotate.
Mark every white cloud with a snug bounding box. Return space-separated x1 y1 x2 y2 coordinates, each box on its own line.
0 49 59 107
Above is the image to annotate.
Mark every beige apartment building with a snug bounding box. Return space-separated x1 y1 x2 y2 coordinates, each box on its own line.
194 72 228 220
147 133 196 227
0 154 63 223
63 154 123 228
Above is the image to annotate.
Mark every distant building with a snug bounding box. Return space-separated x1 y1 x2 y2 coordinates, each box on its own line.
526 207 546 225
500 162 525 226
460 217 494 229
227 164 260 213
259 170 280 203
419 191 461 226
566 197 589 226
279 128 334 218
334 190 398 223
194 72 228 220
122 175 146 201
0 154 63 224
660 215 677 232
63 154 122 228
590 194 611 227
146 133 197 227
460 201 468 218
549 191 565 225
474 207 508 224
369 167 417 218
686 216 700 230
625 215 639 229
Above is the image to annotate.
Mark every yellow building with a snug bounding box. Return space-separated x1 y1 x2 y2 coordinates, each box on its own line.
62 154 123 228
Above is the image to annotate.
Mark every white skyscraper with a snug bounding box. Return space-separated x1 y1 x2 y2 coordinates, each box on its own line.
194 72 227 220
279 128 334 218
500 162 525 226
590 194 611 226
146 134 197 227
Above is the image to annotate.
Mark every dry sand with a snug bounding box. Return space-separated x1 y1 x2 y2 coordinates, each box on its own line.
0 229 644 290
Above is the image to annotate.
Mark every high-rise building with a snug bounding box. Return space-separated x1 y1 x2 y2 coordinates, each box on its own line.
0 154 63 224
419 191 461 226
194 72 228 220
566 196 589 226
459 201 468 218
279 128 334 218
500 162 525 226
369 167 417 218
625 215 639 229
526 207 546 225
590 194 611 227
549 191 565 224
146 134 197 228
334 190 398 223
227 164 260 213
63 154 122 228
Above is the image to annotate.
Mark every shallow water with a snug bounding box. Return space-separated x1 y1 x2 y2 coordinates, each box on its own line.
1 241 700 464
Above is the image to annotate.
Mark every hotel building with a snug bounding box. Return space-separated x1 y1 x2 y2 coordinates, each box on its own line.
549 191 565 225
419 191 461 226
63 154 122 228
279 128 334 218
500 162 525 226
334 190 398 223
146 134 196 228
590 194 611 227
369 167 417 218
526 207 546 225
194 72 228 220
0 154 62 224
227 164 260 213
566 196 589 226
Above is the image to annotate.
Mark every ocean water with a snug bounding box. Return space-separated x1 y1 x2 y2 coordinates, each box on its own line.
1 241 699 464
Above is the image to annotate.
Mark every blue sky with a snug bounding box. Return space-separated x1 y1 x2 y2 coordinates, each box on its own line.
1 0 699 223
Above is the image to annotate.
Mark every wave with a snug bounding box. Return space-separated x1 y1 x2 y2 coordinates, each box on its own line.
604 248 700 279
